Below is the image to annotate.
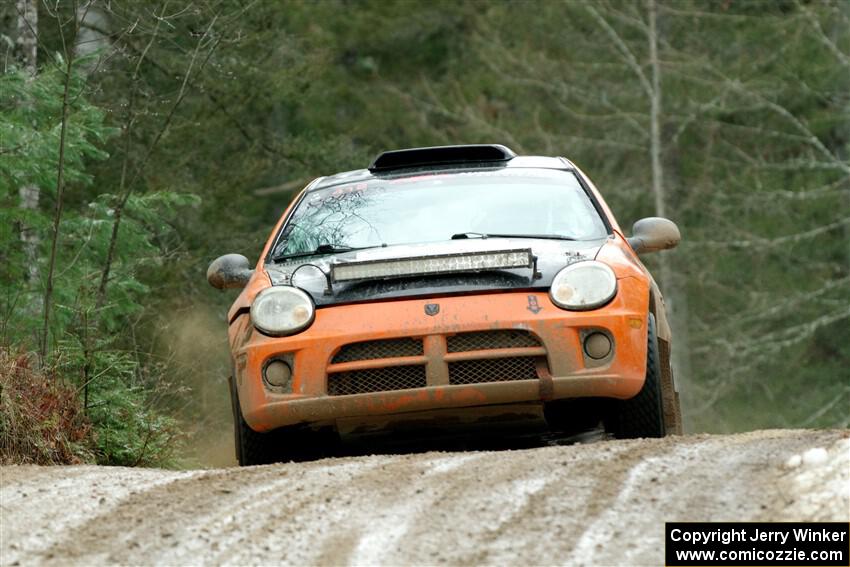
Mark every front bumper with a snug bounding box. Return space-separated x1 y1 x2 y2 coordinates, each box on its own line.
231 278 650 432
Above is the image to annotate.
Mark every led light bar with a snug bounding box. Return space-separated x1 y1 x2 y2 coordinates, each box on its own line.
331 249 534 283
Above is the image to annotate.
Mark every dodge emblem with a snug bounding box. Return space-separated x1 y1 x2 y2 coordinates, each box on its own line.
424 303 440 316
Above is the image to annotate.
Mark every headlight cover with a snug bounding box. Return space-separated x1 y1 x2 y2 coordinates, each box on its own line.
549 261 617 311
250 286 315 336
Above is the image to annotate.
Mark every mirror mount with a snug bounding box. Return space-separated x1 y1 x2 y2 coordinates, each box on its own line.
207 254 254 289
627 217 681 254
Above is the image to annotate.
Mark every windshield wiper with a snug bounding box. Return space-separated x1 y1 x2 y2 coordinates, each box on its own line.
273 243 378 262
451 232 578 241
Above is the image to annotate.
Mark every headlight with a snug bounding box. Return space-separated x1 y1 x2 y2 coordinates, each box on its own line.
250 286 315 336
549 261 617 310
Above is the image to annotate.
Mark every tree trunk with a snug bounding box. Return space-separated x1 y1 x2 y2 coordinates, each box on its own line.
75 3 110 68
15 0 37 74
40 40 76 361
648 0 666 251
647 0 692 410
16 0 40 289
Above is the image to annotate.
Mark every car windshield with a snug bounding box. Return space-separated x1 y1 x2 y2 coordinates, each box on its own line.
273 169 608 259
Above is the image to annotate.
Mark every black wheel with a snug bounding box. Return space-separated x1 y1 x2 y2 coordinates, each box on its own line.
608 313 666 438
229 374 279 466
229 374 338 465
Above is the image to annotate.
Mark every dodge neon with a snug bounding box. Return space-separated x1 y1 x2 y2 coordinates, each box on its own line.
208 144 683 465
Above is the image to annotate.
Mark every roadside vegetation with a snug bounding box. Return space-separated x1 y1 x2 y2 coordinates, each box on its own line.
1 0 847 466
0 349 92 464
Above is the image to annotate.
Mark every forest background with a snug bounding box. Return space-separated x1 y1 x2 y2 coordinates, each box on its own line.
1 0 847 467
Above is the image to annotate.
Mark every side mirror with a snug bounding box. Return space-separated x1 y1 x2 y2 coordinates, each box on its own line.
627 217 681 254
207 254 254 289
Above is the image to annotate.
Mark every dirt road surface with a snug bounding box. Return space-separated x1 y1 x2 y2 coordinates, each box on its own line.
1 429 848 566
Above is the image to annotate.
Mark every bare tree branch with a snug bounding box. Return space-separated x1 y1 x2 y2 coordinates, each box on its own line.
796 0 850 71
690 216 850 249
96 11 221 308
585 3 654 99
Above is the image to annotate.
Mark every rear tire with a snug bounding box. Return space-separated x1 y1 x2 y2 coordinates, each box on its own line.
608 313 666 438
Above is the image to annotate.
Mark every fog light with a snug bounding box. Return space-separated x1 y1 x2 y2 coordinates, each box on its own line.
584 333 612 360
264 360 292 389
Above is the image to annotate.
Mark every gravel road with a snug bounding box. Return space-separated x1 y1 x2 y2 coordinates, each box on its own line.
1 429 848 566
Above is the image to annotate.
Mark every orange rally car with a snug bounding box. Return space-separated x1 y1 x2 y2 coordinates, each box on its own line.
208 145 682 465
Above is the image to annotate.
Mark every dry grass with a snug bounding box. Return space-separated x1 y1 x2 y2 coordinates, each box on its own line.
0 349 94 465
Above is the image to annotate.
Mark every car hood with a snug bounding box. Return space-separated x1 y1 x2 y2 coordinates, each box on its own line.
266 237 610 307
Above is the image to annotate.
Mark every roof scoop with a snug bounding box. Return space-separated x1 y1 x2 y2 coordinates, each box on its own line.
368 144 516 172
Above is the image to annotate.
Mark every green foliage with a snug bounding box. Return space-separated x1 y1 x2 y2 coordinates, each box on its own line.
65 347 182 467
0 64 109 318
0 62 110 190
1 51 197 466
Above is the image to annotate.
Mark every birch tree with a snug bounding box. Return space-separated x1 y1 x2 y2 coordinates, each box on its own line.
16 0 40 287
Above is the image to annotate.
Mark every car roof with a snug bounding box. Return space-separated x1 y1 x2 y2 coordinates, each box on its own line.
310 145 575 192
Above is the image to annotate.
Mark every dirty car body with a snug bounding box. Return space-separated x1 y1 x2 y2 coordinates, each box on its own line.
209 145 683 465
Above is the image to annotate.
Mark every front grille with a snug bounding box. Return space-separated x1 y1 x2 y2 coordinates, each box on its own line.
448 357 540 385
332 338 423 364
447 330 541 353
327 365 427 396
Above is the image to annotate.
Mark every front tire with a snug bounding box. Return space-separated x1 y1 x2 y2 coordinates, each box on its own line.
229 375 278 466
229 375 338 465
608 313 666 438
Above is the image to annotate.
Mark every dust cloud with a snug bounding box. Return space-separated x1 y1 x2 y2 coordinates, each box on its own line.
161 304 235 468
